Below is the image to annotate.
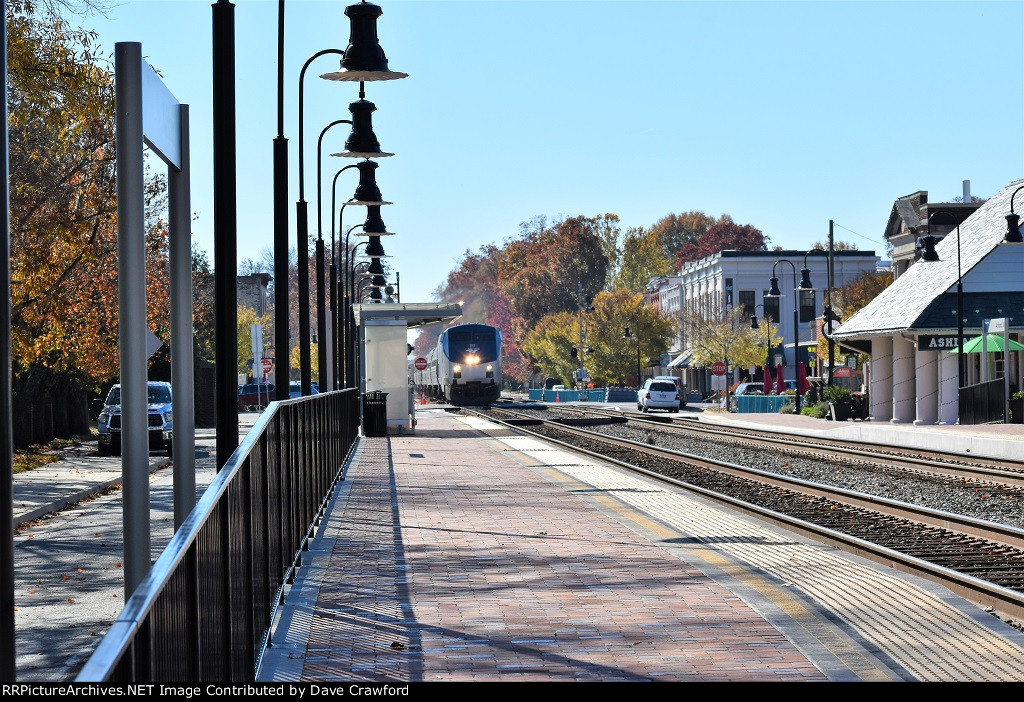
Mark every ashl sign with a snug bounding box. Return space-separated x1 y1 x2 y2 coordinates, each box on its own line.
918 335 961 351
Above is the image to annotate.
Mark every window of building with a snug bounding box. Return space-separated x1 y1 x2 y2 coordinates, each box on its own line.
738 290 755 318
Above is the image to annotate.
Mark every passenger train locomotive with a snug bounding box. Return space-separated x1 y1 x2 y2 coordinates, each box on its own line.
412 324 502 406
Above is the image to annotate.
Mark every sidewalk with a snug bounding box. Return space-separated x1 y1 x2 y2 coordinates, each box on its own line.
693 409 1024 461
11 416 256 530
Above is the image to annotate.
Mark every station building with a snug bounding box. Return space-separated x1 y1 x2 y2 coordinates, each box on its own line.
832 179 1024 424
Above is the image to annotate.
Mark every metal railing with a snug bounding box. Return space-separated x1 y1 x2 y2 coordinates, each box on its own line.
76 389 360 682
959 379 1005 425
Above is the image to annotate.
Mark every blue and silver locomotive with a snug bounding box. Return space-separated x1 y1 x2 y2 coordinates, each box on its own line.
412 324 502 406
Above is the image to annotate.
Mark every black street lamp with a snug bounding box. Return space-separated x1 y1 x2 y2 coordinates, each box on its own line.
922 211 963 390
1005 185 1024 244
766 257 815 413
623 323 641 389
749 304 774 370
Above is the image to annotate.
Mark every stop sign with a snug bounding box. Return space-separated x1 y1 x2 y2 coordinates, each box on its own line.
414 357 428 371
711 361 727 376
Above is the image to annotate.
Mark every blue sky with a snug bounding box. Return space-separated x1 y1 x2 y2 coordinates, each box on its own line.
75 0 1024 305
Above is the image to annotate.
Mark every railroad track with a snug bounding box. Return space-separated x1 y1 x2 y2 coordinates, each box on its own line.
538 404 1024 489
465 406 1024 627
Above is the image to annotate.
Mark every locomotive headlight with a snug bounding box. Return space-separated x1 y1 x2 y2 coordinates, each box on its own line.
453 364 462 378
465 354 479 366
485 364 493 378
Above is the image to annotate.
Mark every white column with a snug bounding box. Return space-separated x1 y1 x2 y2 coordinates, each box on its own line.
891 335 915 423
913 349 938 425
938 351 959 425
869 336 893 421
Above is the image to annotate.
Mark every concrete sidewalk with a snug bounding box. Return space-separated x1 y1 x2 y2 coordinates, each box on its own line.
11 415 259 530
693 409 1024 461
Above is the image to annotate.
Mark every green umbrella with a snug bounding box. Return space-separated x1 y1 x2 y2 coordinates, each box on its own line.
949 333 1024 354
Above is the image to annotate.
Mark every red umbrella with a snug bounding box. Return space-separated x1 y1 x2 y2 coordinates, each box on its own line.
797 362 810 394
775 363 785 394
763 365 773 394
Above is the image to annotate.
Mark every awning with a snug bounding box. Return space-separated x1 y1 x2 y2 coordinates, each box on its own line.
668 350 694 368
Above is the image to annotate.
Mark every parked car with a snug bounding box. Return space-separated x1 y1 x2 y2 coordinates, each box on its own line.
97 381 173 456
653 375 687 409
238 382 275 408
289 381 320 399
728 380 795 412
637 378 681 413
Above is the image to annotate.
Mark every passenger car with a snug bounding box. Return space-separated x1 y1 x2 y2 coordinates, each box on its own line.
97 381 173 456
637 378 681 413
289 381 320 398
653 375 687 409
238 382 275 408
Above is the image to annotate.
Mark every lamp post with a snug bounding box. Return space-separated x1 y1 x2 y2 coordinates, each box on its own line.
749 304 774 369
766 257 815 413
1004 185 1024 244
623 322 641 389
923 211 963 390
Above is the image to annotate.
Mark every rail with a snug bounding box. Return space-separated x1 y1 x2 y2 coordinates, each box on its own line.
75 389 360 682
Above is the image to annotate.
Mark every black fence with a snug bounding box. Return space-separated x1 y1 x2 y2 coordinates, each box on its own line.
959 379 1005 425
75 389 360 682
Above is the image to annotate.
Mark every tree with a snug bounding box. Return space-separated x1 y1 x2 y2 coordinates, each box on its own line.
816 270 893 352
496 215 609 326
6 4 170 446
610 226 673 293
649 211 717 263
683 307 776 403
675 216 769 267
522 291 674 387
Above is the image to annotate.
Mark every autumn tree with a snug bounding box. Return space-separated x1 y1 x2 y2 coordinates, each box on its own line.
497 215 609 326
523 291 673 387
649 211 717 263
683 307 776 403
675 216 769 267
610 226 673 293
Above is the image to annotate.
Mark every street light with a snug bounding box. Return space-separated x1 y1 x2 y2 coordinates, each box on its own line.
623 323 641 389
765 257 815 413
1005 185 1024 243
749 304 774 370
921 210 963 390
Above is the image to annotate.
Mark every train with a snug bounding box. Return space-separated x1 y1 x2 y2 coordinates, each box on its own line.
412 323 502 406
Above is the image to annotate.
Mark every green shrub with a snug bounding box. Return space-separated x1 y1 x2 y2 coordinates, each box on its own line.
778 401 795 414
822 385 852 404
800 402 829 419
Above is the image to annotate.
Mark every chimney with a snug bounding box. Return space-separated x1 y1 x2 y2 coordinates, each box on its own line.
963 179 971 203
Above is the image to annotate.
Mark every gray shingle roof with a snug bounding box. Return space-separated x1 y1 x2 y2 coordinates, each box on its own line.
833 179 1024 339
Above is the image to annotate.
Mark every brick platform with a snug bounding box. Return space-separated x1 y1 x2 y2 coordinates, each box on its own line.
268 414 826 682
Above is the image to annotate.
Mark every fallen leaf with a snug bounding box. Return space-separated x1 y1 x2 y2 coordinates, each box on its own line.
68 598 73 603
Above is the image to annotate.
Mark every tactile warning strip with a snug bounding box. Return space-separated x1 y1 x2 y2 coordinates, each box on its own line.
472 420 1024 682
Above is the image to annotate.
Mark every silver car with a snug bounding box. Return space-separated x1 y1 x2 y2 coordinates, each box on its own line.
637 379 680 413
97 381 173 456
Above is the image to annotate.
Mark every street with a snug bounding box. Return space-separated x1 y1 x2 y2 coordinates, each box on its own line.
13 414 259 681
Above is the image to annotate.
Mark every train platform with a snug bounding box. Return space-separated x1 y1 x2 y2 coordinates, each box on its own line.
257 408 1024 682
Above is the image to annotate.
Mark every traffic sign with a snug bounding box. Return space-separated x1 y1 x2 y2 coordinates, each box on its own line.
261 358 273 373
414 357 428 371
711 361 727 376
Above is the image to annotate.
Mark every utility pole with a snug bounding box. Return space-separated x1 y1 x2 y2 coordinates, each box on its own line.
826 219 836 387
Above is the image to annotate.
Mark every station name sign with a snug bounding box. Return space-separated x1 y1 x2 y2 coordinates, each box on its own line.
918 335 960 350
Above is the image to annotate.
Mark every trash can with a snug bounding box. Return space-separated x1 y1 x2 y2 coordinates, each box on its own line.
362 391 388 437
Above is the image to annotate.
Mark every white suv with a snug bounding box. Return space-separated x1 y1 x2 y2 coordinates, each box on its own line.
637 378 681 413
